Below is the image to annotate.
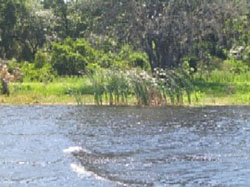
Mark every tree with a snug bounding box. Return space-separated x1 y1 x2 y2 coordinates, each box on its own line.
17 0 57 61
0 0 26 59
0 0 57 61
86 0 246 71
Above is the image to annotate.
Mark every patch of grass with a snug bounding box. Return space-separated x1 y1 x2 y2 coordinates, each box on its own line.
9 77 91 96
87 69 193 106
191 70 250 105
0 77 93 105
1 69 250 106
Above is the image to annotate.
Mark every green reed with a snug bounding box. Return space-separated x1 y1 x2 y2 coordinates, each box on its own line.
88 70 131 105
87 68 193 106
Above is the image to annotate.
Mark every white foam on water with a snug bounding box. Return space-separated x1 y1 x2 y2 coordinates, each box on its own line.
63 146 92 154
64 146 125 186
70 163 109 183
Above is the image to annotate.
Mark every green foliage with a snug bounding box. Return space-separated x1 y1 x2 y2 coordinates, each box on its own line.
130 71 153 105
34 50 50 69
153 68 193 105
50 37 149 76
117 45 149 70
97 52 115 68
226 13 250 63
0 0 25 59
6 59 19 72
1 0 249 73
1 0 250 107
5 60 23 82
194 56 224 81
88 71 106 105
128 52 150 70
87 68 193 106
86 63 102 73
181 57 198 75
105 70 131 105
229 46 250 63
51 38 97 75
21 62 55 82
89 35 119 53
223 59 249 74
97 44 150 70
206 69 250 84
88 70 131 105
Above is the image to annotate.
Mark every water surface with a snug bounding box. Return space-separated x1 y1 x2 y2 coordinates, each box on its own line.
1 105 250 186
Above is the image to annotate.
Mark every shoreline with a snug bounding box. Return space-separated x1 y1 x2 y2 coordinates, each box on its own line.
1 95 250 107
1 80 250 107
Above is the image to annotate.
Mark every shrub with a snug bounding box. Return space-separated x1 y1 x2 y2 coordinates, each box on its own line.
6 61 23 82
223 59 249 74
128 52 149 70
115 45 150 70
34 50 50 69
97 44 150 70
51 38 98 76
21 62 55 82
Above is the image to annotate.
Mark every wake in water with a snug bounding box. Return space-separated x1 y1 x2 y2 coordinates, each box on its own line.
63 146 92 154
63 146 148 186
63 146 120 185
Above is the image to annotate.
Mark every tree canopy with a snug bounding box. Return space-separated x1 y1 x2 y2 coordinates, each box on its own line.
0 0 249 72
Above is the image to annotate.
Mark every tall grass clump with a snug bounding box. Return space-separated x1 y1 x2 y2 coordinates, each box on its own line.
195 59 250 84
88 71 106 105
88 70 131 105
105 70 131 105
130 71 152 105
151 68 192 105
87 68 193 106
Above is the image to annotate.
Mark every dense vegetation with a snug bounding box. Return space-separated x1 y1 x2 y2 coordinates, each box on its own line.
0 0 250 105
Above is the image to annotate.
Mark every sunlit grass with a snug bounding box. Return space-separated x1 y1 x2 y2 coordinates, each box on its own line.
0 77 92 105
1 70 250 106
197 70 250 83
191 70 250 105
86 69 193 106
9 77 91 95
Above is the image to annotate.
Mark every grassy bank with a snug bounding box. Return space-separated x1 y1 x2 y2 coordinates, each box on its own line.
0 77 92 105
1 70 250 106
191 71 250 105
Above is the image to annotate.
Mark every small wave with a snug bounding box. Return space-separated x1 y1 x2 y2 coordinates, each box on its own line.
70 163 112 183
70 163 128 186
64 146 128 186
183 154 218 162
63 147 111 182
63 146 92 154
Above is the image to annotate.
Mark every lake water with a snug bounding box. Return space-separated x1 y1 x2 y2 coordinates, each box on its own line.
1 105 250 186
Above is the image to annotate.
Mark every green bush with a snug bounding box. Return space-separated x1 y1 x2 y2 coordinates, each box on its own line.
115 45 149 70
6 60 23 82
51 38 98 76
128 52 149 70
224 59 249 74
21 62 55 82
34 50 50 69
50 38 150 75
